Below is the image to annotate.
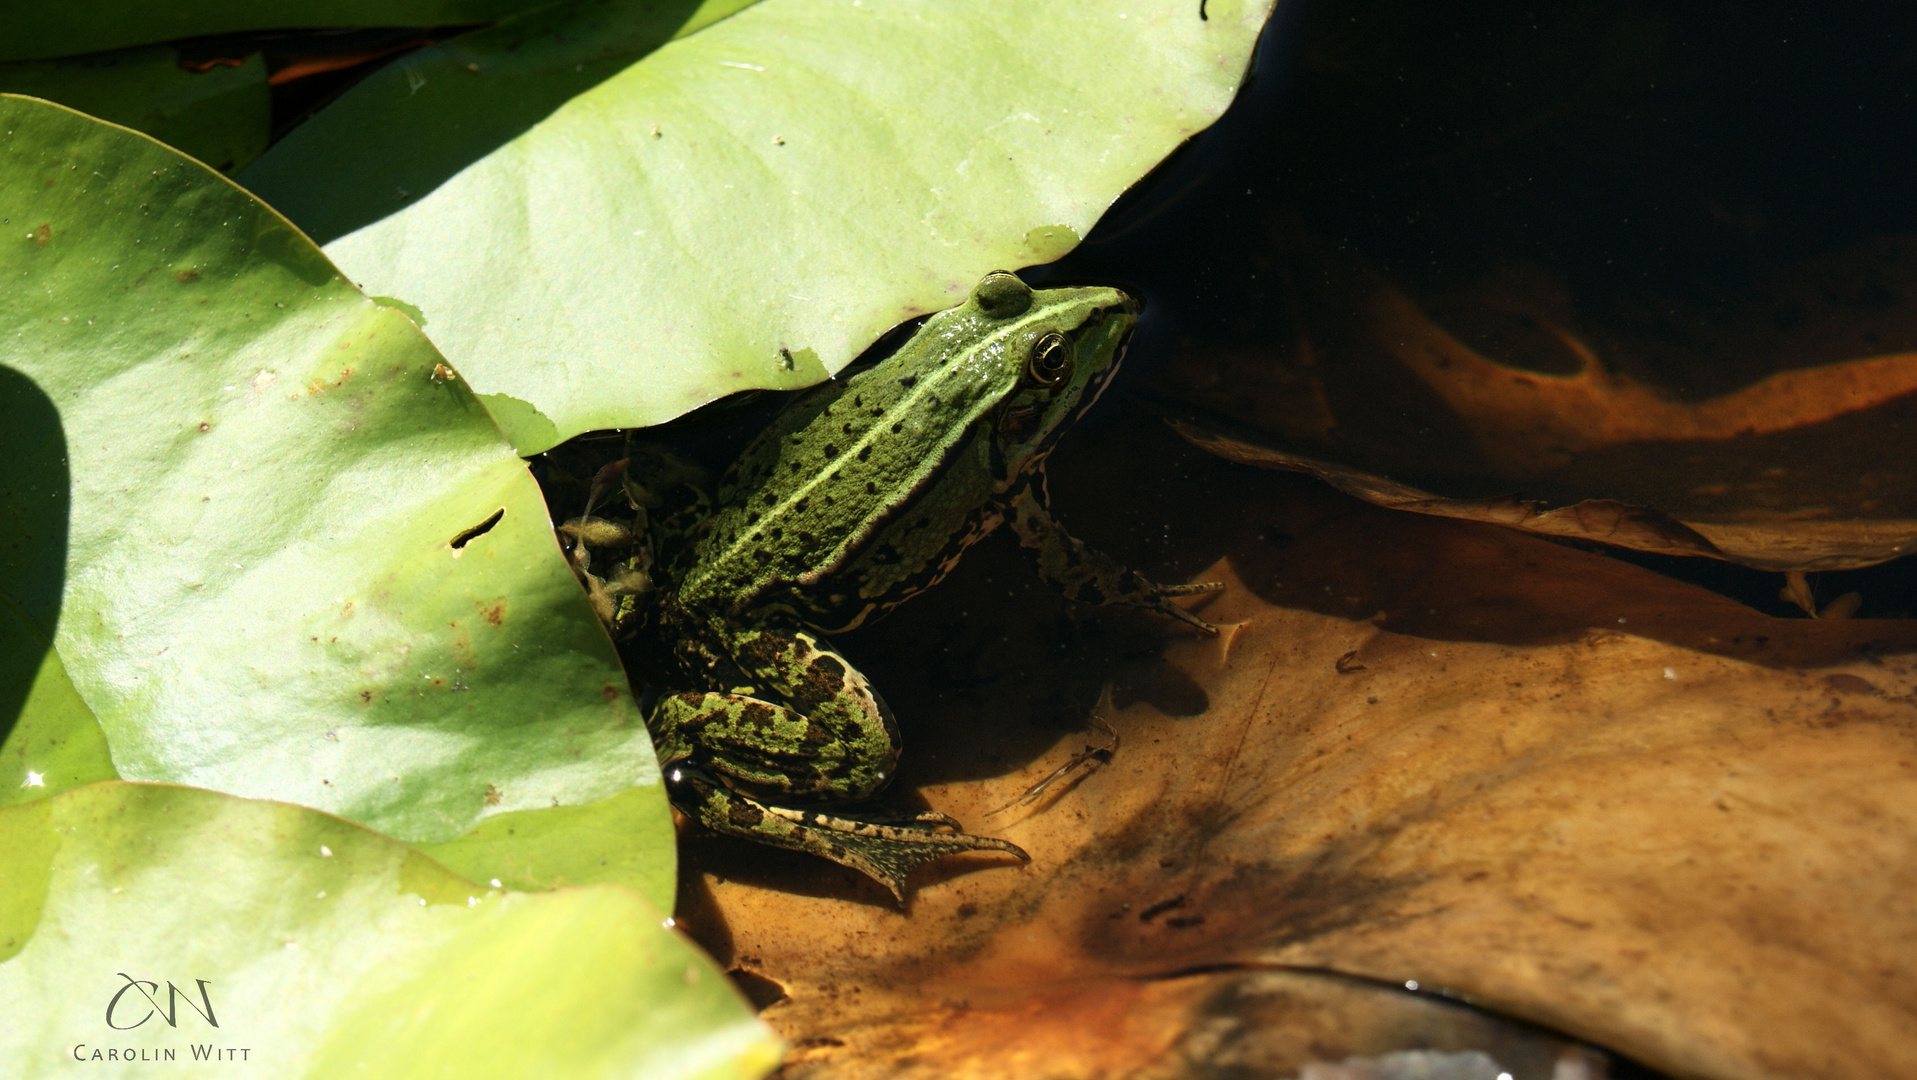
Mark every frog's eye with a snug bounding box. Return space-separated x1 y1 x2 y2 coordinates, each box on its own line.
1026 332 1072 387
975 272 1033 318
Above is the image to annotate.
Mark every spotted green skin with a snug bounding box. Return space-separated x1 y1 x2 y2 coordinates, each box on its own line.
648 273 1218 899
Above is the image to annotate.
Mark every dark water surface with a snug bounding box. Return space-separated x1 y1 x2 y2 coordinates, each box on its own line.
1032 0 1917 619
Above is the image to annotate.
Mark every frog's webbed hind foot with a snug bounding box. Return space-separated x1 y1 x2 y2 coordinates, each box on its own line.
771 805 1030 903
668 765 1027 902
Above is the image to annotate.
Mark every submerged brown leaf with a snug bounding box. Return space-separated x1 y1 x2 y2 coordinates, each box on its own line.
1371 286 1917 475
672 424 1917 1080
1173 417 1917 572
1173 419 1733 561
1160 232 1917 571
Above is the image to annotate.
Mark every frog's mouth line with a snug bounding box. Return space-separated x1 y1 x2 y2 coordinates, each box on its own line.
1075 333 1129 422
1065 301 1136 425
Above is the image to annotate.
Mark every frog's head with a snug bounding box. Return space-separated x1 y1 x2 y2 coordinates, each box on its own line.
970 272 1137 476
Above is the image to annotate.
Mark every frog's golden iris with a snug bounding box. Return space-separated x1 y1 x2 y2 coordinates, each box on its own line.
1025 330 1073 386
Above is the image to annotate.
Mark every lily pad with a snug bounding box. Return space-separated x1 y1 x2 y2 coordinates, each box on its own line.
3 0 551 64
669 416 1917 1080
0 648 116 810
252 0 1276 452
239 0 761 248
0 782 780 1080
0 95 672 905
0 48 269 173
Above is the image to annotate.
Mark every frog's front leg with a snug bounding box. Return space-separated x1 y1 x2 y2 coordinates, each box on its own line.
650 626 1027 900
1005 483 1223 632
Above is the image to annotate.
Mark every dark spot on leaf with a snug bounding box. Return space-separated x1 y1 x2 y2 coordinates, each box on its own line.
176 268 199 282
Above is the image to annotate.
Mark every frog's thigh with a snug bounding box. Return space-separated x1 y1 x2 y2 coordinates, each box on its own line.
653 666 897 804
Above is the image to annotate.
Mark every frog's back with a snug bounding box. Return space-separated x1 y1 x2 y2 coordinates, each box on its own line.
671 306 1021 619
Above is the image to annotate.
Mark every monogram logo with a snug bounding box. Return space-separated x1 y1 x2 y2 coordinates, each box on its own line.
104 974 218 1030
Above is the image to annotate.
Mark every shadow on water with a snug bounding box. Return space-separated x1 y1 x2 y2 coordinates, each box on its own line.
237 0 715 246
0 365 68 742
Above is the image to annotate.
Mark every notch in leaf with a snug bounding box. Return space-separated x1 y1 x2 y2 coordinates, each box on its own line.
451 509 506 550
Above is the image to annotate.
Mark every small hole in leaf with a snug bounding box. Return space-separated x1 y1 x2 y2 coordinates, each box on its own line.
451 509 506 549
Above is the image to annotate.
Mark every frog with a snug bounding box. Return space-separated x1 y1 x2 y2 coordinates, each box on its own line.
635 271 1222 900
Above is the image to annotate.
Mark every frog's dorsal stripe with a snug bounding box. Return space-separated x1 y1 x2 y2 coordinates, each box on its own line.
681 285 1127 614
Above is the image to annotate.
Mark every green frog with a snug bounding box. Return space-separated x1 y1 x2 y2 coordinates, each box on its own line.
622 272 1221 900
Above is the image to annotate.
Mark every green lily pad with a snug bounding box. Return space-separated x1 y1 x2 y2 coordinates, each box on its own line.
240 0 760 248
0 647 116 810
3 1 552 64
250 0 1275 452
0 95 673 907
0 47 269 173
0 783 781 1079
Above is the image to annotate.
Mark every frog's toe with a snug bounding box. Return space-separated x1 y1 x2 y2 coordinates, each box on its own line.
1160 601 1220 635
1158 580 1226 598
1117 572 1224 633
839 806 966 830
1150 581 1225 634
